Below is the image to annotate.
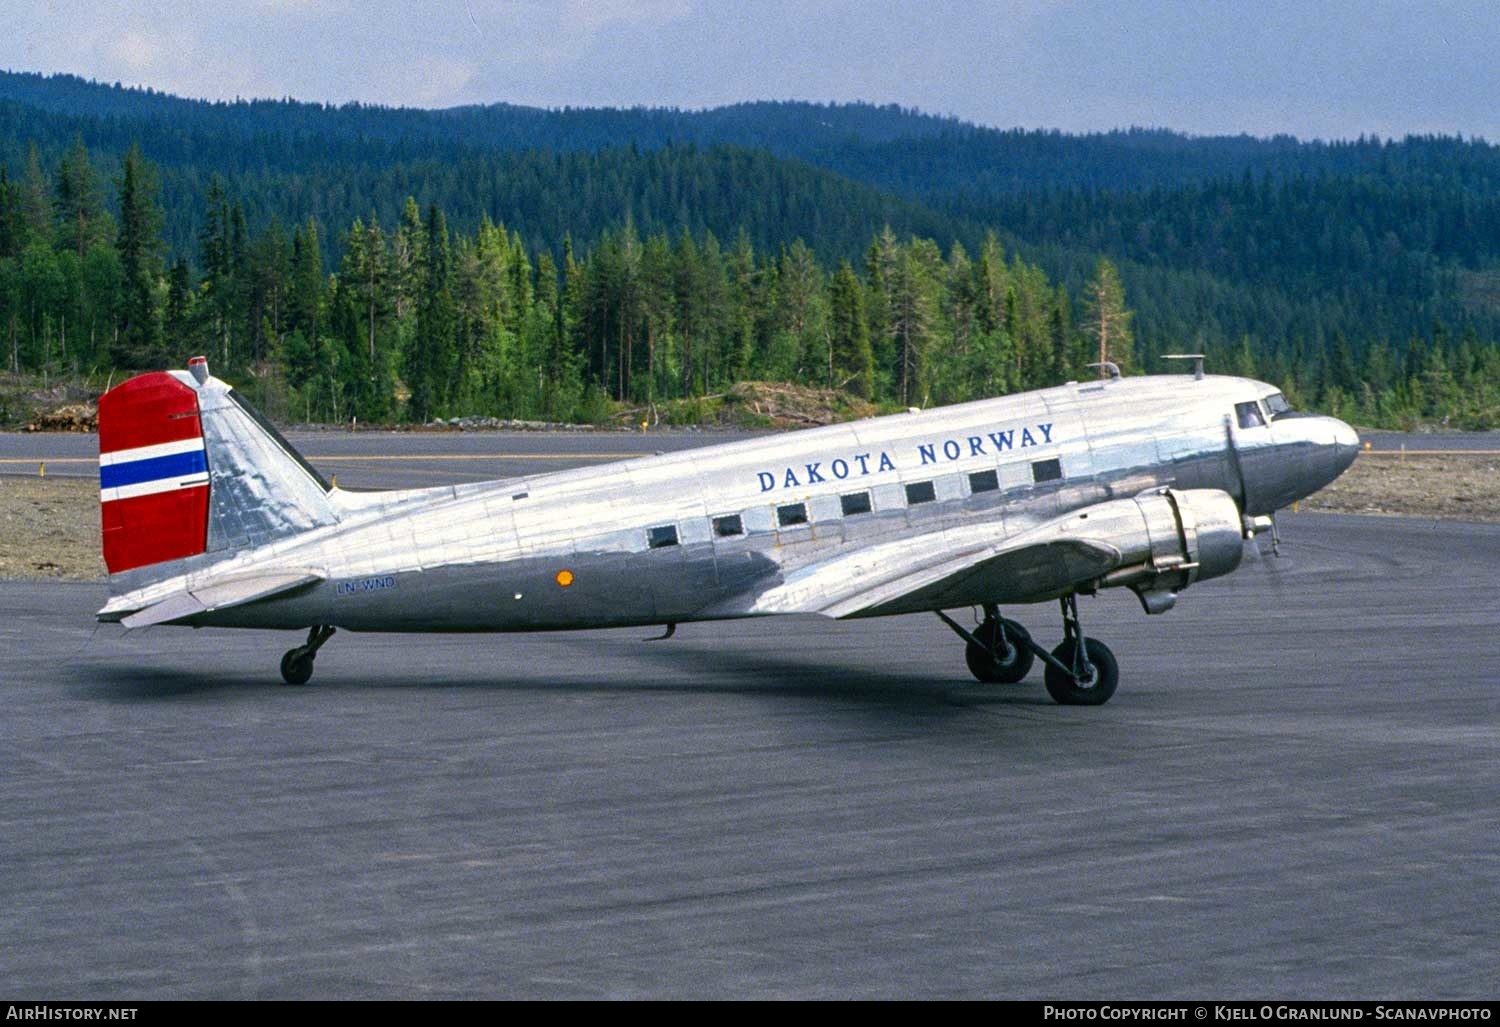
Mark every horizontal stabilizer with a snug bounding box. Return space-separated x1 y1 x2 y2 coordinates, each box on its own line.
118 571 323 629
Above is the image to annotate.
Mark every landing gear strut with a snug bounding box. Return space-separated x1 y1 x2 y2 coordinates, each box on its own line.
939 604 1035 684
937 596 1118 705
280 625 335 686
1042 595 1118 706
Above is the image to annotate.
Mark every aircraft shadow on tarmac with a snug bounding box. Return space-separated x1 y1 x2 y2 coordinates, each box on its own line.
74 634 1057 712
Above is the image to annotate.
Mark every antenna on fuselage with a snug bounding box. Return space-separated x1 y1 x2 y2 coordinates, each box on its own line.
1086 361 1121 380
1161 353 1205 380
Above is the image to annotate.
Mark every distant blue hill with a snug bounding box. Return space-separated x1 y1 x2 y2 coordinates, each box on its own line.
4 68 1500 354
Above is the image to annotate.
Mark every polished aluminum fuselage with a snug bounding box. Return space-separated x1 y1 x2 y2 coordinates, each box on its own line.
102 375 1359 633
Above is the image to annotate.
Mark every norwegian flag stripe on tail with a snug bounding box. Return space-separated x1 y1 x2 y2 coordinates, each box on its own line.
98 372 211 574
99 443 209 499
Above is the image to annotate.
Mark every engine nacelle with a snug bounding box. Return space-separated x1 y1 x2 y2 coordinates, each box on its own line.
1096 488 1244 613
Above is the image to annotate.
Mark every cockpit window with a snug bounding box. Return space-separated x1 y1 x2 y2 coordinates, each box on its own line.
1235 400 1266 429
1265 392 1292 419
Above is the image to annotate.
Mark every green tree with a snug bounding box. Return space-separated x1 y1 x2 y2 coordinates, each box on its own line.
54 136 110 259
829 261 873 398
114 144 164 365
1080 257 1133 376
407 203 455 421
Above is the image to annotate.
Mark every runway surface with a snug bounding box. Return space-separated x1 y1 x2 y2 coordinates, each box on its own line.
2 510 1498 998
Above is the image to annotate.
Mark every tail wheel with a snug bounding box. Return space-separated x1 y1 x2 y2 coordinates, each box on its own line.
965 618 1034 684
280 649 314 686
1044 637 1118 705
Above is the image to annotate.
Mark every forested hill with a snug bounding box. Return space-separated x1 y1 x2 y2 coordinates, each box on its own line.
10 70 1498 195
3 70 1500 429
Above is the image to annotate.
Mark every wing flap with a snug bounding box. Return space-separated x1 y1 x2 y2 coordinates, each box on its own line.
119 571 323 629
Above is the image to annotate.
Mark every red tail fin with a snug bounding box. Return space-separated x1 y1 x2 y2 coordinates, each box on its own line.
98 371 210 574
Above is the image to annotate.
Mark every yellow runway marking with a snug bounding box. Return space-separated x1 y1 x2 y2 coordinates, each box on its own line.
0 457 96 464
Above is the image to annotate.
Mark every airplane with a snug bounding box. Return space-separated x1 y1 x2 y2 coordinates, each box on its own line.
95 355 1359 703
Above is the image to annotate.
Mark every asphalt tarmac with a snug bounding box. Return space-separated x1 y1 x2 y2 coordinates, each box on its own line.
2 508 1498 998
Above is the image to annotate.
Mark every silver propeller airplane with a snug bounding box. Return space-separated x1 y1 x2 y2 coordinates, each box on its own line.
96 356 1358 703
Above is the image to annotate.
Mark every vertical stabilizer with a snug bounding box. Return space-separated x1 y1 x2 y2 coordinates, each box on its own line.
98 371 211 574
98 358 339 590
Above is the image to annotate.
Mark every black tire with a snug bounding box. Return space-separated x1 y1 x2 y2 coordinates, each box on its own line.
280 648 314 686
1043 637 1118 705
965 618 1035 684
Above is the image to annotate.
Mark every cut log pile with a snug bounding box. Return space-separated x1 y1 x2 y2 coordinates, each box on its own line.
25 404 98 433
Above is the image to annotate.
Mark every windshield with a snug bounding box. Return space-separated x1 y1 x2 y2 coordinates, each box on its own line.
1235 400 1266 429
1265 392 1293 419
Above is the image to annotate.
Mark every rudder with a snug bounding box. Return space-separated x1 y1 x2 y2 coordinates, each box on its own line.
98 370 211 574
98 356 339 587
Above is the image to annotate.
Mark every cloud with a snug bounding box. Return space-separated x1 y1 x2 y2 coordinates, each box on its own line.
104 30 164 74
559 0 696 33
1 0 1498 138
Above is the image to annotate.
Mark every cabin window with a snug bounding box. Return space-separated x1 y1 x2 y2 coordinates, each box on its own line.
1235 400 1266 429
712 514 744 537
1031 458 1062 483
647 524 679 549
968 469 999 494
840 491 872 516
777 503 808 527
905 480 936 505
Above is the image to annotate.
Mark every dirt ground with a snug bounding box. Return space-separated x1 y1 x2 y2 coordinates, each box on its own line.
0 476 103 579
1 453 1495 582
1298 453 1500 522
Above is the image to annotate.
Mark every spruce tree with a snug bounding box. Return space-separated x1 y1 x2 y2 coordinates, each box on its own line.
114 144 164 366
829 261 873 398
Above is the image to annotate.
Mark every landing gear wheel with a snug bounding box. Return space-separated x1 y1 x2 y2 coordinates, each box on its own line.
278 625 335 686
1044 637 1118 706
965 618 1034 684
280 648 314 686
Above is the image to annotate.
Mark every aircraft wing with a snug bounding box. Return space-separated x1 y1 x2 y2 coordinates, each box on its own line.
117 571 324 629
742 515 1123 620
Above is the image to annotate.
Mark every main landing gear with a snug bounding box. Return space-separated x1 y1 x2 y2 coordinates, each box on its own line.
937 596 1119 705
280 625 335 686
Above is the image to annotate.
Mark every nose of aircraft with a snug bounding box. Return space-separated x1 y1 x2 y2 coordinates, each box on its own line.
1330 416 1360 477
1239 413 1360 515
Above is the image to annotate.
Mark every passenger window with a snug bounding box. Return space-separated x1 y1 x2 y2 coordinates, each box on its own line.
1031 459 1062 483
777 503 808 527
1235 400 1266 429
968 469 999 494
905 481 936 505
840 491 872 516
712 514 743 537
647 524 679 549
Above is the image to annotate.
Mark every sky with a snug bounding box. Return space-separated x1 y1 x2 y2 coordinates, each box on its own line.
5 0 1499 141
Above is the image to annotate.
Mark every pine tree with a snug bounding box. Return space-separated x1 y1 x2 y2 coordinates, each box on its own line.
407 204 455 421
114 144 164 365
19 144 52 249
54 136 109 259
1080 258 1133 376
829 261 873 398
